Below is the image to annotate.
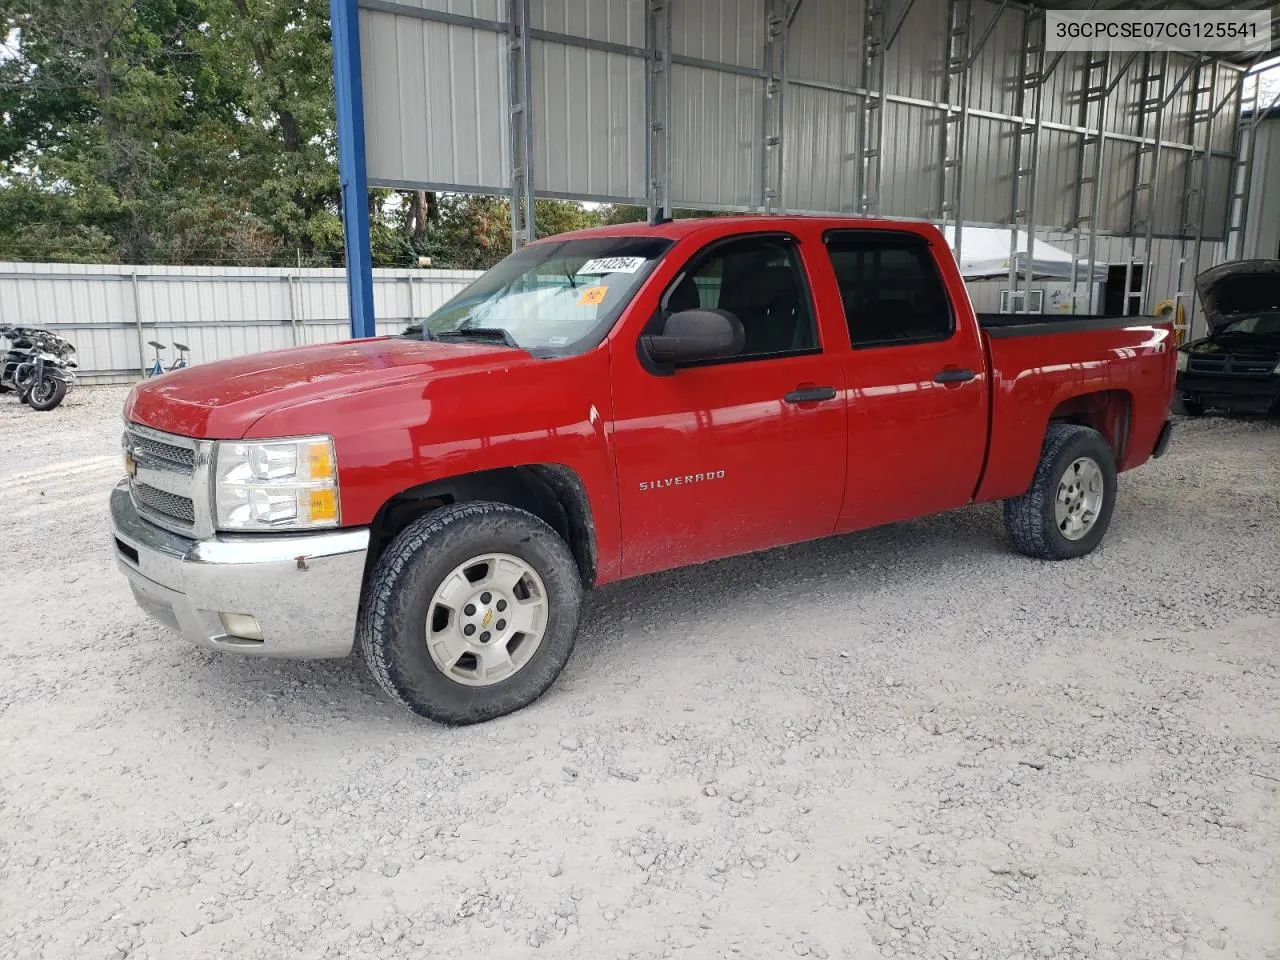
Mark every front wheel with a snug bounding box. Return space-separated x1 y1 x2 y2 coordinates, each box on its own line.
1003 423 1118 560
27 376 67 411
358 501 584 725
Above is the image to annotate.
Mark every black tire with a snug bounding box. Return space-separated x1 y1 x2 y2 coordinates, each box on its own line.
1003 423 1118 561
358 501 583 725
1174 394 1204 417
27 376 67 411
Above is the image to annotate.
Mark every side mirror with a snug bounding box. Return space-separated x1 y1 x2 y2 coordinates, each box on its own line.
639 308 745 372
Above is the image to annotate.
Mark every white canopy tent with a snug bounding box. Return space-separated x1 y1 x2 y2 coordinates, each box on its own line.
941 226 1110 282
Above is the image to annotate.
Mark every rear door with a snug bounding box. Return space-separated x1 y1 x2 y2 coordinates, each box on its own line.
609 230 848 577
820 229 989 532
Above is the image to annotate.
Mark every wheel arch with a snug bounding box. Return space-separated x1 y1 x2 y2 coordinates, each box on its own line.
363 464 599 589
1046 388 1133 464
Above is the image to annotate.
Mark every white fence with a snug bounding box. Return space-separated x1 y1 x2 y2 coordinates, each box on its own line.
0 262 484 384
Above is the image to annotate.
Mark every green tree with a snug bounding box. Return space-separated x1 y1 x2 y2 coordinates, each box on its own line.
0 0 340 265
198 0 344 264
1 0 225 262
0 0 632 269
396 194 604 271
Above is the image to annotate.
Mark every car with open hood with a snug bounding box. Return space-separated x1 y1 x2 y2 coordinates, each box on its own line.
1175 259 1280 416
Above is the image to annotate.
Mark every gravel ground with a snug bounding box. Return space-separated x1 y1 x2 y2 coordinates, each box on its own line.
2 385 1278 960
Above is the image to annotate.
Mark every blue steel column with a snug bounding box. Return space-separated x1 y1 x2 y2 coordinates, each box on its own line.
330 0 376 339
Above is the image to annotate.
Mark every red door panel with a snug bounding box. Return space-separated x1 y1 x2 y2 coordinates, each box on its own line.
814 228 990 532
838 342 987 531
608 229 849 578
611 352 847 577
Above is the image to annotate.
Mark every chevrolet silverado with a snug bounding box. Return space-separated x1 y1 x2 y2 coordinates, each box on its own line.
110 216 1177 724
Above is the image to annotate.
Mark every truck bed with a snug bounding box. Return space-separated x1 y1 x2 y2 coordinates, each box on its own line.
977 312 1156 338
974 313 1176 505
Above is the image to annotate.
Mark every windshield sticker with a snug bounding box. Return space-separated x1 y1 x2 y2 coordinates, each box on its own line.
576 256 647 275
578 285 608 306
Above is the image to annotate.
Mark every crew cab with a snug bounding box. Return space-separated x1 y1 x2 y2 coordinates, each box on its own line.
1175 259 1280 416
109 216 1177 725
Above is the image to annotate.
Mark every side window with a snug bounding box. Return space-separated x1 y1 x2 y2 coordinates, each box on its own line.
824 232 954 347
661 235 818 360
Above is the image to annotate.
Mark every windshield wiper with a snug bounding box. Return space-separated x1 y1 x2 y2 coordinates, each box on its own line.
435 327 521 349
400 323 438 341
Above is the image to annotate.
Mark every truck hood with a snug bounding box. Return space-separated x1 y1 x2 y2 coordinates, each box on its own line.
124 337 531 438
1194 259 1280 330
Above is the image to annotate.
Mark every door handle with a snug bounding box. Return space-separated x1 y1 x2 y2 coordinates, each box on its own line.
783 385 838 404
933 368 976 384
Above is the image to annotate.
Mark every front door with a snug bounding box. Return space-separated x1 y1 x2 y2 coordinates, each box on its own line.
610 232 848 578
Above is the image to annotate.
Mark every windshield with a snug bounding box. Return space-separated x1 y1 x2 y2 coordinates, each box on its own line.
1217 311 1280 337
405 235 673 356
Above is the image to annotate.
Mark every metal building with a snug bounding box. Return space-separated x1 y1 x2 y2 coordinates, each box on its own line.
331 0 1278 340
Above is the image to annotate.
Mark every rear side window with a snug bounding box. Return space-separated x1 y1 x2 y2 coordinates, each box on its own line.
823 231 954 348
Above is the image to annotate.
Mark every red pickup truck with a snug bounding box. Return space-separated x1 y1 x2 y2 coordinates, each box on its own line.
110 216 1176 724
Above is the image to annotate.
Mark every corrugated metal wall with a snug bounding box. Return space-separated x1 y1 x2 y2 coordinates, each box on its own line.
966 235 1227 320
669 66 763 208
357 0 1245 254
360 7 510 192
2 224 1233 389
0 264 482 384
530 41 647 199
6 0 1253 385
1241 115 1280 261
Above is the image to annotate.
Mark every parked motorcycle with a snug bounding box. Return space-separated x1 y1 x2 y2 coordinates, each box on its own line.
0 325 36 398
0 324 78 411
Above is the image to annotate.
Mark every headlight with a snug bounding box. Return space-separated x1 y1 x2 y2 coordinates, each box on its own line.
1176 350 1188 372
214 435 339 531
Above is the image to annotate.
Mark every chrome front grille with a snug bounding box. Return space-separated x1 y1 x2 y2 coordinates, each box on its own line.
124 423 209 537
130 434 196 470
132 481 196 523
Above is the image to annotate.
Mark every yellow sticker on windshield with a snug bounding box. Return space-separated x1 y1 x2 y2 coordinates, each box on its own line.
578 285 608 306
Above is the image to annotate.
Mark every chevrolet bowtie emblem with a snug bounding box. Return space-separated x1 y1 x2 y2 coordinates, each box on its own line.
124 452 137 478
481 609 494 629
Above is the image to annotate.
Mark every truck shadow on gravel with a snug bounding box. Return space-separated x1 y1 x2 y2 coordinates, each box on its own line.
572 504 1013 652
179 503 1017 721
184 415 1268 721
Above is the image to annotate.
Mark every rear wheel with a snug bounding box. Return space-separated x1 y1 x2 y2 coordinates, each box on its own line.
1003 423 1117 560
358 501 583 725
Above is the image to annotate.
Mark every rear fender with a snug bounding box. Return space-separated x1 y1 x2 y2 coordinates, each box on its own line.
978 388 1135 503
1046 389 1132 463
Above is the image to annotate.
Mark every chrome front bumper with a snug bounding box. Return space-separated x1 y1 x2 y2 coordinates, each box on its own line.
109 480 369 658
